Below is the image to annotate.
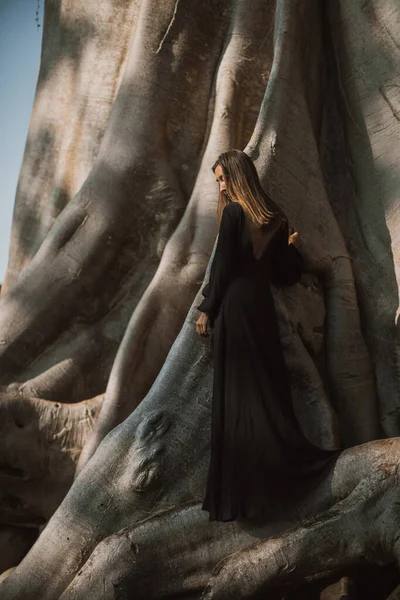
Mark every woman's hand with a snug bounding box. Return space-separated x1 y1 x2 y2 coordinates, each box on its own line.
196 312 209 337
288 230 301 248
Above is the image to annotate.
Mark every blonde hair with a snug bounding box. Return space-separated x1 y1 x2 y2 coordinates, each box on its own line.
212 149 286 229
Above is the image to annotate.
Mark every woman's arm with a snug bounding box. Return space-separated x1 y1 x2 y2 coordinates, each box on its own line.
197 202 241 326
268 221 304 286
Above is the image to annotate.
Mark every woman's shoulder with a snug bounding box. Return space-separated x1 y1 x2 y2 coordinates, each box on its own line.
224 202 287 232
224 201 243 213
221 201 244 222
224 201 246 222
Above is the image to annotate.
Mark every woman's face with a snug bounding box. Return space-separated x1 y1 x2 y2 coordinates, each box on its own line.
215 165 227 196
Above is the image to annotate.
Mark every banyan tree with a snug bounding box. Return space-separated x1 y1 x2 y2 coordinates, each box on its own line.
0 0 399 598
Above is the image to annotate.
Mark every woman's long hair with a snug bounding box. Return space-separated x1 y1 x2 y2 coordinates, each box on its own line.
212 149 286 229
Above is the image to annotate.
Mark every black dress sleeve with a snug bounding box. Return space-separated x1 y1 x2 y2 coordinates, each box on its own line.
197 202 241 327
268 220 304 286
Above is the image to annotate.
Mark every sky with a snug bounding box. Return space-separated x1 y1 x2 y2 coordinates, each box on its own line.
0 0 44 282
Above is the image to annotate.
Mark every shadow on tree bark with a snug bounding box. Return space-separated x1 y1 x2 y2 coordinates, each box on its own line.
0 0 399 598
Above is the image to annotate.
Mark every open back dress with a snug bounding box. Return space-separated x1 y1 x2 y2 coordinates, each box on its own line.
197 201 338 522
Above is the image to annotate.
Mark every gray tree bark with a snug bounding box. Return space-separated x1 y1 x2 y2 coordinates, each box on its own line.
0 0 399 598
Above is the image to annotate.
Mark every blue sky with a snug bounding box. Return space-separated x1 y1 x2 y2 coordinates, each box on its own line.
0 0 44 282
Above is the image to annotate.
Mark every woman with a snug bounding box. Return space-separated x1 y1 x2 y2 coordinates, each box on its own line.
195 150 337 522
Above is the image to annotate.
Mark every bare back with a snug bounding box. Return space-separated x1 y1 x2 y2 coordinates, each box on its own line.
243 211 283 261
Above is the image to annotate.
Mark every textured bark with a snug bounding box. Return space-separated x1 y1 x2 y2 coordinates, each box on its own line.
55 441 400 599
326 0 400 436
0 0 399 598
0 393 102 526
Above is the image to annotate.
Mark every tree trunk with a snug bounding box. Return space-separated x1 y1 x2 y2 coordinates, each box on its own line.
0 0 399 598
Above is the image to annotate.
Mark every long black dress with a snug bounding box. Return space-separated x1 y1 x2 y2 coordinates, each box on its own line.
197 201 337 522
